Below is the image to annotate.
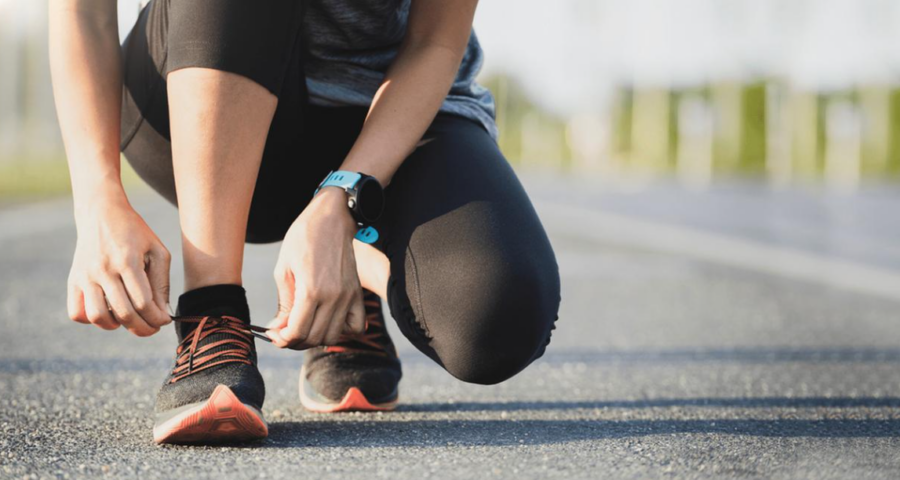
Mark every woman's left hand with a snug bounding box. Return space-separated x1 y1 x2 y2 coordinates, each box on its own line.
267 188 367 349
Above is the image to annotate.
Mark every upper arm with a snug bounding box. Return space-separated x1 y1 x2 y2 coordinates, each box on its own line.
405 0 479 55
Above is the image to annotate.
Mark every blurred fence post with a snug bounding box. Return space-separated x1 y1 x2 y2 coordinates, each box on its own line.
676 94 713 189
791 90 821 180
567 113 610 175
890 90 900 175
823 99 861 192
630 87 671 174
859 85 891 176
712 81 742 173
610 87 633 168
740 82 767 173
0 8 24 161
766 82 792 187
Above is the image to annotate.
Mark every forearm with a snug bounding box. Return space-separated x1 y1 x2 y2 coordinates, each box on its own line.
49 0 125 211
338 41 465 187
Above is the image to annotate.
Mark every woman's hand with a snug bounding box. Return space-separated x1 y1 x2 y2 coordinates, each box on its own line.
267 188 366 349
51 1 170 335
67 190 171 336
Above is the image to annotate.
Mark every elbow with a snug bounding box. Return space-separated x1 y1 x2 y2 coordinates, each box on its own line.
50 1 119 34
398 37 468 66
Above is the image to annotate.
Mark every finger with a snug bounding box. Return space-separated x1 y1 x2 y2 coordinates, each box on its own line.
345 290 366 335
146 246 172 317
121 265 170 328
67 283 90 324
302 296 338 348
322 310 347 345
269 266 295 329
83 283 119 330
100 276 158 337
270 287 316 348
322 294 356 345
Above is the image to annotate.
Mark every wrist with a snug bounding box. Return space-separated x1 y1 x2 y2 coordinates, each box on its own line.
73 182 130 224
71 169 126 206
338 159 390 188
311 187 359 237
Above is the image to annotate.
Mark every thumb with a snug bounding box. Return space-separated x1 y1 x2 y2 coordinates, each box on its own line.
146 246 171 318
344 289 366 334
269 266 295 329
67 283 90 324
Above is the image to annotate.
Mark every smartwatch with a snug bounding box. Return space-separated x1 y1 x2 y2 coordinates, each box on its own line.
314 170 385 244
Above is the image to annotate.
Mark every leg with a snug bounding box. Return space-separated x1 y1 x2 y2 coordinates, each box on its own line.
120 0 309 247
378 114 562 385
168 69 276 289
117 0 305 444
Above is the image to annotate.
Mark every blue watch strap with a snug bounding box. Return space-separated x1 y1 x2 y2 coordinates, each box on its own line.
354 226 379 244
315 170 379 244
314 170 362 197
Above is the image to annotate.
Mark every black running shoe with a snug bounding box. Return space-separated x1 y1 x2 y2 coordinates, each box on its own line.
300 289 401 412
153 315 268 444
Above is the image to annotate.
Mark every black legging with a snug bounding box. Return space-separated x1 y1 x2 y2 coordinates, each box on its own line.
119 0 561 385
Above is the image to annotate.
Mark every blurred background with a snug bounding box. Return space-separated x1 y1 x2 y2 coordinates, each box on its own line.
4 2 900 477
3 0 900 198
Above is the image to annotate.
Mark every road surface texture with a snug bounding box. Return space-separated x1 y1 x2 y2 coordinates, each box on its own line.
2 174 900 479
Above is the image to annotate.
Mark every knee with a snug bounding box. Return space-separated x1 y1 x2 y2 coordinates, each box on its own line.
431 254 561 385
441 329 555 385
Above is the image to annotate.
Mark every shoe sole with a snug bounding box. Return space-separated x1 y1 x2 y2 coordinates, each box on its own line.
299 365 398 413
153 384 268 445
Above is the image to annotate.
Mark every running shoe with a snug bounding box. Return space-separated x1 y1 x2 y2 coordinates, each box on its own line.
300 290 401 412
153 316 269 444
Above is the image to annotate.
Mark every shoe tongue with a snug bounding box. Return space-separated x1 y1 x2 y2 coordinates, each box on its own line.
175 284 251 340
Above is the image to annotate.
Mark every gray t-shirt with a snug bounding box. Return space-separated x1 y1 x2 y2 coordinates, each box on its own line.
302 0 498 140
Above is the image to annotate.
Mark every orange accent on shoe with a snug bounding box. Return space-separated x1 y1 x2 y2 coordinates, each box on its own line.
299 366 397 413
153 385 268 445
301 385 398 413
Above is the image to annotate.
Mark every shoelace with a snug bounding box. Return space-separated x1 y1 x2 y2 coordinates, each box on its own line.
324 297 392 356
168 316 271 384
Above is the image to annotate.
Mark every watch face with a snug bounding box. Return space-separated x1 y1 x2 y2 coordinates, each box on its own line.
355 177 385 223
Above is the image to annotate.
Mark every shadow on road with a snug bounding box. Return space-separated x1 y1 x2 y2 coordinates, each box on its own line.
261 419 900 448
6 346 900 374
534 348 900 364
403 397 900 411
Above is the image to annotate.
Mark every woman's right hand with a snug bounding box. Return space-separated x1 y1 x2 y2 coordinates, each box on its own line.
67 192 172 336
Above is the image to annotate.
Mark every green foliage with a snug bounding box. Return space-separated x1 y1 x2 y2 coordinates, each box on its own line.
0 156 143 201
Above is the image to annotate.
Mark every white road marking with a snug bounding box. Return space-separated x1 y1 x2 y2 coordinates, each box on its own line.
4 196 899 301
534 200 900 302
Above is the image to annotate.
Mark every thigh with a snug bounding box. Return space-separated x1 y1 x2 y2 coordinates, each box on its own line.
248 105 370 243
378 114 561 382
119 0 313 243
119 0 176 203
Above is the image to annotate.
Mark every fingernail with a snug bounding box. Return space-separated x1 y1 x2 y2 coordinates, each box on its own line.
265 318 280 329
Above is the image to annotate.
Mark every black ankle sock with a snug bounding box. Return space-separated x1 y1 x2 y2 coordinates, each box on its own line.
176 284 251 337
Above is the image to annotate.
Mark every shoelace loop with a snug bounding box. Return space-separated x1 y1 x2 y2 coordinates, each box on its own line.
169 316 270 383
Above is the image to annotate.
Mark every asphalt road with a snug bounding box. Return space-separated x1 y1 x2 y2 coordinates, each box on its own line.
2 174 900 479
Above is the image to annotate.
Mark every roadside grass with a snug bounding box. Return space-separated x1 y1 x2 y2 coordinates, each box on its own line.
0 156 143 206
